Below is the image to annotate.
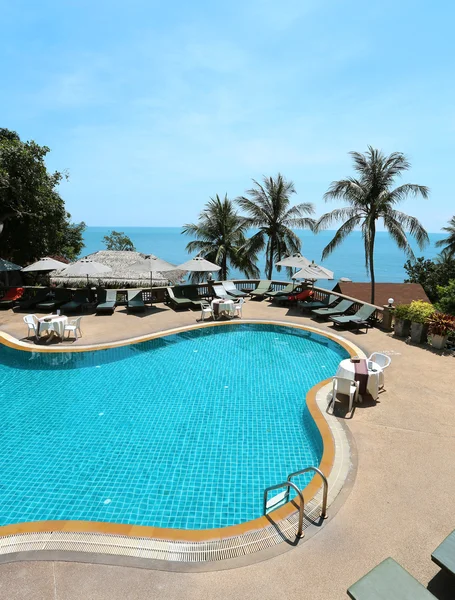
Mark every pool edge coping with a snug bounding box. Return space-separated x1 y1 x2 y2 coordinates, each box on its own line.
0 320 363 556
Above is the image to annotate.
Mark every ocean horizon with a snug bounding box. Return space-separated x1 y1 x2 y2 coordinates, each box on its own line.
80 227 446 284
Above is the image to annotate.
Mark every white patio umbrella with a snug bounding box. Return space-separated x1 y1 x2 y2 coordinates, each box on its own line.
175 256 221 275
130 254 177 302
21 257 68 272
275 254 313 289
59 259 112 285
292 260 334 291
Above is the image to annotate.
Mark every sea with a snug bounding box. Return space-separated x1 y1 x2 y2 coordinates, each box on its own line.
81 227 446 284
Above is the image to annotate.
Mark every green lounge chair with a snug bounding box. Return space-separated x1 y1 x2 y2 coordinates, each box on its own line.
212 284 230 300
329 304 376 329
432 528 455 577
17 288 50 311
96 289 117 314
61 289 91 313
312 299 354 320
127 289 145 312
166 287 193 310
299 294 339 312
347 557 436 599
221 281 248 298
250 280 272 299
264 283 296 299
182 286 203 307
36 288 72 312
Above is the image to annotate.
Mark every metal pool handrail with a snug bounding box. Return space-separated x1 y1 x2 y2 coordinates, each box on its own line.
287 466 328 519
263 481 305 538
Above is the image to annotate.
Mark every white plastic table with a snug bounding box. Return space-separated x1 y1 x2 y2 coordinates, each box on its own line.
336 358 381 400
211 299 235 319
37 315 68 339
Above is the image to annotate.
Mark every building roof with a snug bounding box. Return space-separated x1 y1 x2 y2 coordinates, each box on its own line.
336 282 431 306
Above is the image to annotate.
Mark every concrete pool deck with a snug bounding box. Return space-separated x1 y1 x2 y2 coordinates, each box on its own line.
0 301 454 599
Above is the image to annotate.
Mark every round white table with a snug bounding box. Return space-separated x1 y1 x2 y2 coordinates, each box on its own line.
211 299 235 319
336 358 381 400
37 315 68 339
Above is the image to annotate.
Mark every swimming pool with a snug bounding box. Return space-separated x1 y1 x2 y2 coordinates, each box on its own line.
0 323 348 530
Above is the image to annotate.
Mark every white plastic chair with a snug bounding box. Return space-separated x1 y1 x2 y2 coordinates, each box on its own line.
64 316 82 339
234 298 244 318
200 301 213 321
328 376 359 414
23 314 39 338
368 352 391 388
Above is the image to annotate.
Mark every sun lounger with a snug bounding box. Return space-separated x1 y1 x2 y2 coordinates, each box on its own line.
127 289 145 312
17 288 50 310
272 289 313 305
264 283 295 298
36 289 72 311
329 305 376 329
96 289 117 314
250 280 272 299
431 528 455 578
0 287 24 309
212 284 231 300
61 289 91 313
347 557 436 599
312 299 354 320
299 294 339 312
166 287 199 310
221 281 248 298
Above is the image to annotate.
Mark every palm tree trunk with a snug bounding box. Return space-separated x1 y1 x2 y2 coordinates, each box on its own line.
369 225 376 304
266 238 274 279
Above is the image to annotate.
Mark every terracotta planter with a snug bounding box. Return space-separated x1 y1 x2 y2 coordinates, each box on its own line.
410 322 429 344
394 318 411 337
430 333 448 350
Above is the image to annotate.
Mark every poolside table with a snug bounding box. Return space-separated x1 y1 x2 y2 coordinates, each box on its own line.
336 358 381 400
211 299 235 319
37 314 68 340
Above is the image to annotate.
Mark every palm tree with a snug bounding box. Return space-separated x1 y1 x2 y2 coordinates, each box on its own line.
182 194 260 282
435 216 455 258
236 174 315 279
315 147 429 304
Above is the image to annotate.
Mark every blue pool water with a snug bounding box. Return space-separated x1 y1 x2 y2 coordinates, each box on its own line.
0 324 348 530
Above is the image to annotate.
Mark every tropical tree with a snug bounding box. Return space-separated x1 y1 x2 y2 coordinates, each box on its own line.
182 194 260 281
236 174 315 279
103 230 135 251
435 216 455 258
315 147 429 304
0 128 85 263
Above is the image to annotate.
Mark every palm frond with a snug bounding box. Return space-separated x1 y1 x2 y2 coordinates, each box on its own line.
321 216 361 260
314 207 360 232
383 208 429 249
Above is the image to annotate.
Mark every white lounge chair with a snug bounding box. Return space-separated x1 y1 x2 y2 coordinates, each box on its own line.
328 376 359 414
64 316 82 339
23 314 39 338
200 301 214 321
234 298 244 318
368 352 391 388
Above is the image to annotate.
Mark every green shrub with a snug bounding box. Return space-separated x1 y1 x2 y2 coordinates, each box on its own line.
407 300 435 324
435 280 455 316
394 304 411 320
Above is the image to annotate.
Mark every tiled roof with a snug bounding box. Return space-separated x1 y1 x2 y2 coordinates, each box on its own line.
337 282 431 306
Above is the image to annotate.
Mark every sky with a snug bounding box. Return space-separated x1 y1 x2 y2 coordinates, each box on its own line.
1 0 454 231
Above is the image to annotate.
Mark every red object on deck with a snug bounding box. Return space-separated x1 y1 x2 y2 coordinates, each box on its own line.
288 289 313 302
1 287 24 301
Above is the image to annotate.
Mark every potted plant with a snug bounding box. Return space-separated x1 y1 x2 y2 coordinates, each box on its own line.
393 304 411 337
408 300 435 344
427 312 455 350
